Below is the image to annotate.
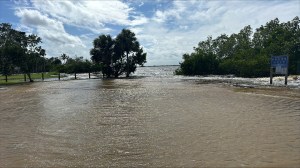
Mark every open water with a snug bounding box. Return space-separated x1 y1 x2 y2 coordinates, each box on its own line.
0 66 300 167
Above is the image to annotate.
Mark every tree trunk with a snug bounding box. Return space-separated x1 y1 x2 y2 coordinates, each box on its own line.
114 70 119 78
114 71 121 78
27 73 34 82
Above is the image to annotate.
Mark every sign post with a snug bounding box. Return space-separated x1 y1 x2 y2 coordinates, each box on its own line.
270 55 289 85
270 67 273 85
297 61 300 74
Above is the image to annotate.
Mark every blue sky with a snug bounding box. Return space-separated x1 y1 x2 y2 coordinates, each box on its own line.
0 0 299 65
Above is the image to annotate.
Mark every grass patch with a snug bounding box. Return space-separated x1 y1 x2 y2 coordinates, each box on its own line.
0 79 25 85
0 72 60 85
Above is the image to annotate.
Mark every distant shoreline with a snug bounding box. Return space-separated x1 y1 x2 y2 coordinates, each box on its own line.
141 65 179 67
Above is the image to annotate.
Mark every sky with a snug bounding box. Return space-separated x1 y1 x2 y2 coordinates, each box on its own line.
0 0 299 65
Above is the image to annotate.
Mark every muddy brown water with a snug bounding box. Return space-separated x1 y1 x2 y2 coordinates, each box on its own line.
0 69 300 167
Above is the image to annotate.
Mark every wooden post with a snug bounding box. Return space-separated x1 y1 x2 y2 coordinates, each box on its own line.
5 75 8 82
285 73 288 85
285 56 289 85
24 74 26 82
89 72 91 79
58 73 60 81
270 68 273 85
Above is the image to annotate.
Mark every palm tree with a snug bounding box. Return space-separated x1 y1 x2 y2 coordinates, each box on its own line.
60 53 69 64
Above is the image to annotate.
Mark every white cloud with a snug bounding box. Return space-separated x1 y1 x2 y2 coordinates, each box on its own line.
135 0 300 65
15 9 64 32
153 1 187 23
12 0 300 65
132 22 195 65
15 8 85 57
130 15 149 26
139 2 144 7
15 24 33 34
13 0 149 59
30 0 147 31
13 0 30 6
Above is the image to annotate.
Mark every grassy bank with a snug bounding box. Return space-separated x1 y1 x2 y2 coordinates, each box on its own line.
0 72 59 85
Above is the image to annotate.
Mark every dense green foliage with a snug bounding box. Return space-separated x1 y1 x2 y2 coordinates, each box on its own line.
176 17 300 77
58 56 100 74
0 23 100 82
90 29 146 78
0 23 46 81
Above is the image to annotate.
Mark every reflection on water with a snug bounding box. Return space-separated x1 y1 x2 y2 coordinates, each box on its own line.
0 66 300 167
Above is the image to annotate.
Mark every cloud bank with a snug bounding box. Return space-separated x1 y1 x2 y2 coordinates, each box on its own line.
13 0 300 65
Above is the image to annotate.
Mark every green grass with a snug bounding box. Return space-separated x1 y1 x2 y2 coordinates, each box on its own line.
0 72 59 85
0 79 25 85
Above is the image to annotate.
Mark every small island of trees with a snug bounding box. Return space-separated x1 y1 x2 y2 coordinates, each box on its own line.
90 29 147 78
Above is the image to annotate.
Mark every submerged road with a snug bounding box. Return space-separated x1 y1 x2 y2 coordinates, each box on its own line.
0 75 300 167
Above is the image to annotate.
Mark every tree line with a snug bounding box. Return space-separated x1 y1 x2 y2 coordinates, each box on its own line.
0 22 96 81
1 23 146 81
175 17 300 77
48 29 147 78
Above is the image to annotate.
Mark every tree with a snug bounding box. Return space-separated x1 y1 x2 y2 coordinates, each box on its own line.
135 47 147 66
44 57 62 72
0 23 25 77
59 56 92 74
90 35 114 77
115 29 141 77
90 29 146 78
176 17 300 77
22 34 45 81
252 17 300 74
60 53 69 64
0 23 46 82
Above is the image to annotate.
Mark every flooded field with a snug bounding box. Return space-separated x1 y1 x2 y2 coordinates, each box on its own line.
0 66 300 167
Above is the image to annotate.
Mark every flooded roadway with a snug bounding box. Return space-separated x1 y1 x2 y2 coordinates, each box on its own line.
0 66 300 167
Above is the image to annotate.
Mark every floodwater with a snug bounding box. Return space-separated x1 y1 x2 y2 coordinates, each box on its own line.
0 66 300 167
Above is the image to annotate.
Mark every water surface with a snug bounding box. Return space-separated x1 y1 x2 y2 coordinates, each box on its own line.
1 66 300 167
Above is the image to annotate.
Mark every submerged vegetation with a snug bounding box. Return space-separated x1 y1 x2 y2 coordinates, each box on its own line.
90 29 146 78
176 17 300 77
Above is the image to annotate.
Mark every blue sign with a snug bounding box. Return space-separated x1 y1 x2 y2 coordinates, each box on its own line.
271 55 288 68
